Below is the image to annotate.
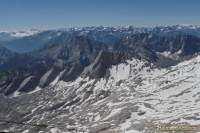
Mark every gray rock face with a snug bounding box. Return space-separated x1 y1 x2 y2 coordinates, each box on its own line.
82 51 130 79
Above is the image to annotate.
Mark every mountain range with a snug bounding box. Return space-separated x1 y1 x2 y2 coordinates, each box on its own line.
0 25 200 133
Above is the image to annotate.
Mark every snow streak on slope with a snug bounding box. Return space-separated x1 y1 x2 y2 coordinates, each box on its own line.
1 56 200 133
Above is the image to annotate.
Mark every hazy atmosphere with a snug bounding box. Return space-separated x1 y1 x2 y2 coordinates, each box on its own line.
0 0 200 30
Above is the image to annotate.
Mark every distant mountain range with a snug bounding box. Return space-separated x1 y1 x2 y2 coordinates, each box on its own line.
1 25 200 53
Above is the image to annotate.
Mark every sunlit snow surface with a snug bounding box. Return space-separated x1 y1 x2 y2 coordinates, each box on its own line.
1 56 200 132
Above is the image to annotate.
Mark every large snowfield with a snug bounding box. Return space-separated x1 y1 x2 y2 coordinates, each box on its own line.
2 55 200 133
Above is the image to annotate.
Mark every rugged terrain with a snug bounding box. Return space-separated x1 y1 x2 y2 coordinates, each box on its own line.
0 25 200 133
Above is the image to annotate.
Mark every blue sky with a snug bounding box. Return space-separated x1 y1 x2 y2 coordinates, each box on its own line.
0 0 200 30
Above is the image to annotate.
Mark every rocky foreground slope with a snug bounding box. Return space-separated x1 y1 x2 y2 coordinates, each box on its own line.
0 55 200 133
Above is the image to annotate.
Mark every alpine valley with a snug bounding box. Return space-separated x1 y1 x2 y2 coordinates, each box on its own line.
0 25 200 133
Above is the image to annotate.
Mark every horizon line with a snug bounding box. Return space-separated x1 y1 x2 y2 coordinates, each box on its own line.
1 23 200 32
